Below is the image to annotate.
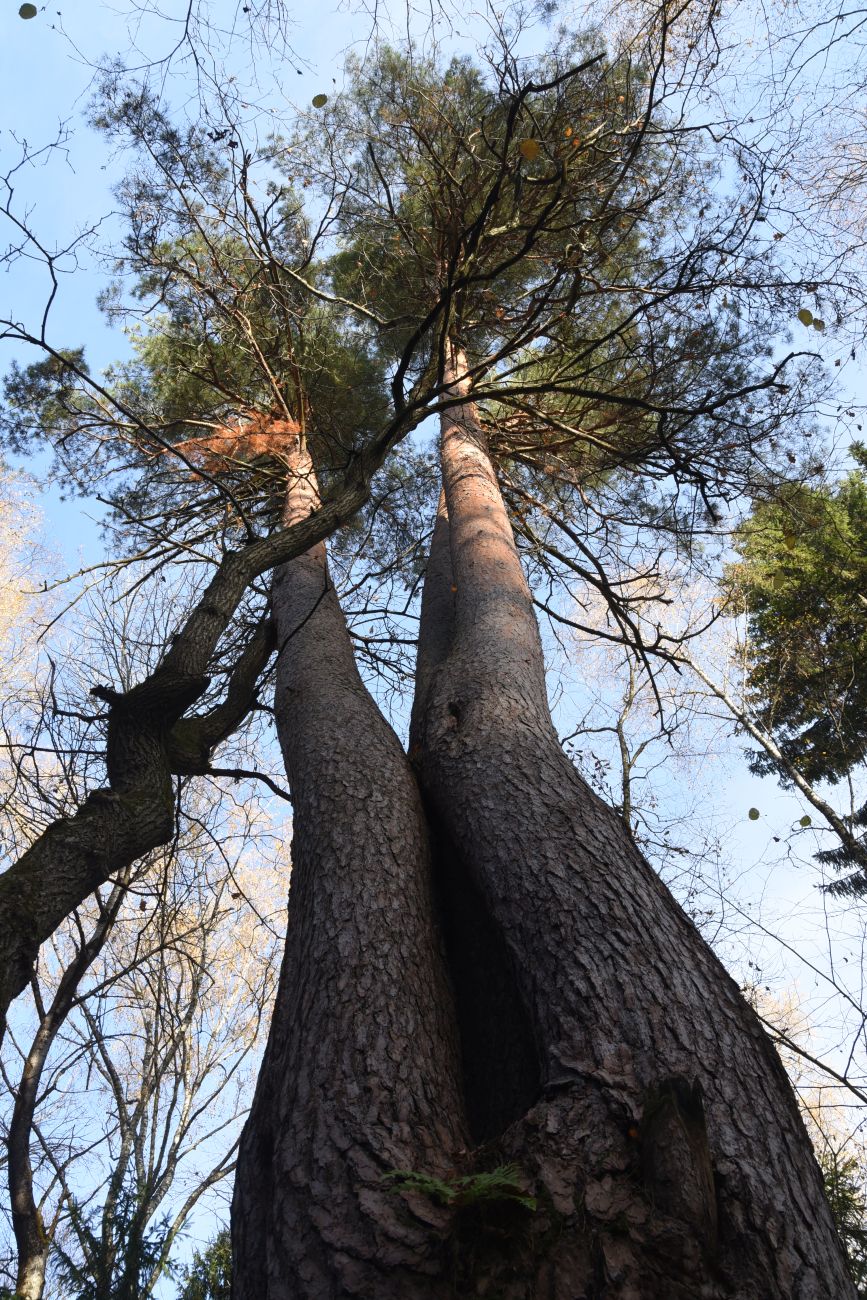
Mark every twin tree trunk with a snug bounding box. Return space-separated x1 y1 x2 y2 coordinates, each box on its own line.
233 357 853 1297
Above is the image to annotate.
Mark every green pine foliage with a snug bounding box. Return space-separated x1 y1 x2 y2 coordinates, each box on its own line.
177 1230 231 1300
325 41 771 498
1 40 811 580
820 1145 867 1296
52 1187 178 1300
731 445 867 889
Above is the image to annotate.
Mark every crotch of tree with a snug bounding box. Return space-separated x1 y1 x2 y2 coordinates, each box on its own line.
173 412 302 476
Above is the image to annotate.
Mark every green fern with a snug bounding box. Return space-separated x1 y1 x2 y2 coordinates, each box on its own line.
383 1163 537 1212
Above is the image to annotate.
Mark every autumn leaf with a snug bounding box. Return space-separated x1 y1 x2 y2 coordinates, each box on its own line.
519 139 541 162
312 94 328 108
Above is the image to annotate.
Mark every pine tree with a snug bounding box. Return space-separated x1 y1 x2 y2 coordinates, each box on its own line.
0 31 853 1300
731 445 867 892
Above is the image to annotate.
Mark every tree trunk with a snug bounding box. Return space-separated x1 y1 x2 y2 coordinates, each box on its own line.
7 876 129 1300
232 438 467 1299
408 342 854 1298
0 433 400 1043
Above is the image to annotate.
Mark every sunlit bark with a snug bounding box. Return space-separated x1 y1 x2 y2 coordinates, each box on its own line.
407 342 854 1297
233 437 466 1299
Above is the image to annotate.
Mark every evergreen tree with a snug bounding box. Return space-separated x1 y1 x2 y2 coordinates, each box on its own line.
732 446 867 891
821 1145 867 1296
177 1231 231 1300
0 28 854 1300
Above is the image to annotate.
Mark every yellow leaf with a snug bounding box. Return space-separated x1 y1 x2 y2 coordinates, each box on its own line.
564 126 573 138
797 307 813 326
813 318 825 331
519 139 541 161
312 94 328 108
748 808 760 820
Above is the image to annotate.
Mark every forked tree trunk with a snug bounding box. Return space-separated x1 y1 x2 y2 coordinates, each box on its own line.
233 380 852 1296
408 342 854 1297
232 438 467 1299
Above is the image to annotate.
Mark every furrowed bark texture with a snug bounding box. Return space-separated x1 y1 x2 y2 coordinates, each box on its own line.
411 344 854 1298
233 440 467 1300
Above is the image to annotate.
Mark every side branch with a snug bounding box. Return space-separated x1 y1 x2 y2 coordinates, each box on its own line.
0 428 402 1036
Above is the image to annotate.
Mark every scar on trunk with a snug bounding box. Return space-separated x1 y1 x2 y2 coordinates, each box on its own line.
639 1076 719 1251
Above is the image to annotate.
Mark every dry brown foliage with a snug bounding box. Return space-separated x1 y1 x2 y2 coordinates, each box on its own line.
174 412 301 475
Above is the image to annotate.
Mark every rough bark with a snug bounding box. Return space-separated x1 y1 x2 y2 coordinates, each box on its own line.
410 342 854 1298
233 439 467 1300
409 488 455 755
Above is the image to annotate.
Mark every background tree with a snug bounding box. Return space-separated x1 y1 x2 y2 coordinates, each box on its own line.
0 573 286 1300
0 797 284 1300
177 1229 231 1300
728 446 867 891
821 1142 867 1297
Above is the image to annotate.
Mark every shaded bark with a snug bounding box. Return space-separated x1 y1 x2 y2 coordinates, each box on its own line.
410 342 854 1298
409 488 455 756
233 439 467 1299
